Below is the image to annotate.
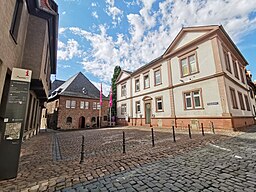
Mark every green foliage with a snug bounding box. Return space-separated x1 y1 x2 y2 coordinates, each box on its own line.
111 66 121 118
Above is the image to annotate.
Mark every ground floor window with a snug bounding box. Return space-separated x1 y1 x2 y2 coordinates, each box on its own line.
66 117 72 123
184 89 202 110
155 97 163 112
121 104 127 114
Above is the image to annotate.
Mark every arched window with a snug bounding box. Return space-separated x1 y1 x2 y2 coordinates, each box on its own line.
66 117 72 124
91 117 96 122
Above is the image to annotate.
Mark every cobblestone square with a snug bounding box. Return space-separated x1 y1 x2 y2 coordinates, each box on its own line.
0 126 256 192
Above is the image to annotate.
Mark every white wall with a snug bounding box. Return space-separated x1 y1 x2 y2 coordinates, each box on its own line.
131 89 171 118
173 31 206 50
225 78 254 117
132 61 169 97
171 40 217 86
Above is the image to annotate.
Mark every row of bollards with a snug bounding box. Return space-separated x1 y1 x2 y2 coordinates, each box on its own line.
80 122 214 163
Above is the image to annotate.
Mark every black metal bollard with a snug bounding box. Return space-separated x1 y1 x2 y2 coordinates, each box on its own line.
79 135 85 164
188 124 192 139
172 126 176 142
123 131 126 154
201 123 205 136
211 122 215 134
151 128 155 147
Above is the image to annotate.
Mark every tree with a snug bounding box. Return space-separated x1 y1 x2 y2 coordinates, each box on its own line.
111 66 121 119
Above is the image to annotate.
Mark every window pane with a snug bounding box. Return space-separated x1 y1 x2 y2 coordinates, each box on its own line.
186 97 192 108
155 70 161 85
93 102 96 109
157 101 162 110
66 100 71 108
189 55 197 73
144 75 149 88
80 101 84 109
135 79 140 91
194 96 201 107
71 101 76 108
97 103 100 109
181 59 189 76
85 102 89 109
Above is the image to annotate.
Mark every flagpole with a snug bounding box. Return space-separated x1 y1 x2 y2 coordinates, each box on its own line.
110 106 111 127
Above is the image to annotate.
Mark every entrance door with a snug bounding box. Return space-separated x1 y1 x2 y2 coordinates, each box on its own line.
145 103 151 124
79 116 85 128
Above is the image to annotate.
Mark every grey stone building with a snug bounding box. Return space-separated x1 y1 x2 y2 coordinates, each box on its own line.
0 0 58 140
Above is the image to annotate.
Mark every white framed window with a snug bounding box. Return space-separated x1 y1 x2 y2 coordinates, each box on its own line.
135 79 140 92
121 104 127 114
85 101 89 109
156 97 163 112
136 101 140 113
66 100 71 108
121 84 126 97
71 101 76 108
93 102 97 109
180 53 198 77
184 90 202 110
80 101 85 109
144 74 150 89
154 69 161 86
97 102 100 109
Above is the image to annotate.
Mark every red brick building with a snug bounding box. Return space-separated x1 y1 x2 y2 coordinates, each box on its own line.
46 72 109 129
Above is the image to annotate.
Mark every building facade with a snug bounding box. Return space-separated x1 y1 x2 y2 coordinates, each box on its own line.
116 25 255 130
0 0 58 140
46 72 109 130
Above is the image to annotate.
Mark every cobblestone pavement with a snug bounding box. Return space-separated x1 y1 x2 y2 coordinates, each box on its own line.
0 126 254 192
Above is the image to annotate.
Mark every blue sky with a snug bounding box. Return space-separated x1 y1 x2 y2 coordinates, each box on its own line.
55 0 256 94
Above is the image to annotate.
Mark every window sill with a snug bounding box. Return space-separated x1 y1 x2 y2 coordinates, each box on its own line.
184 107 204 111
181 71 199 78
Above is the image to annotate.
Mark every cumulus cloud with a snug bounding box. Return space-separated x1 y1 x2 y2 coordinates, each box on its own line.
57 39 83 60
59 0 256 85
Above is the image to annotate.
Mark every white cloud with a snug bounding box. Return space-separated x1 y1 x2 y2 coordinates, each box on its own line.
57 39 83 61
92 11 99 19
59 0 256 85
59 27 67 34
62 11 66 15
91 2 97 7
105 0 123 26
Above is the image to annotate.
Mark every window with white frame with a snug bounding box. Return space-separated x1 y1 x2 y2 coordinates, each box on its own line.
66 100 71 108
80 101 84 109
156 97 163 112
154 69 161 85
85 101 89 109
71 100 76 108
144 74 150 89
180 53 198 77
93 102 97 109
136 101 140 113
184 90 202 109
135 78 140 92
121 104 127 114
97 102 100 109
121 84 126 97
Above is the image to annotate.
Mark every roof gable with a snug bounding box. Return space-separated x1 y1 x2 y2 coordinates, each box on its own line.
163 25 219 57
116 70 131 83
49 72 105 100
